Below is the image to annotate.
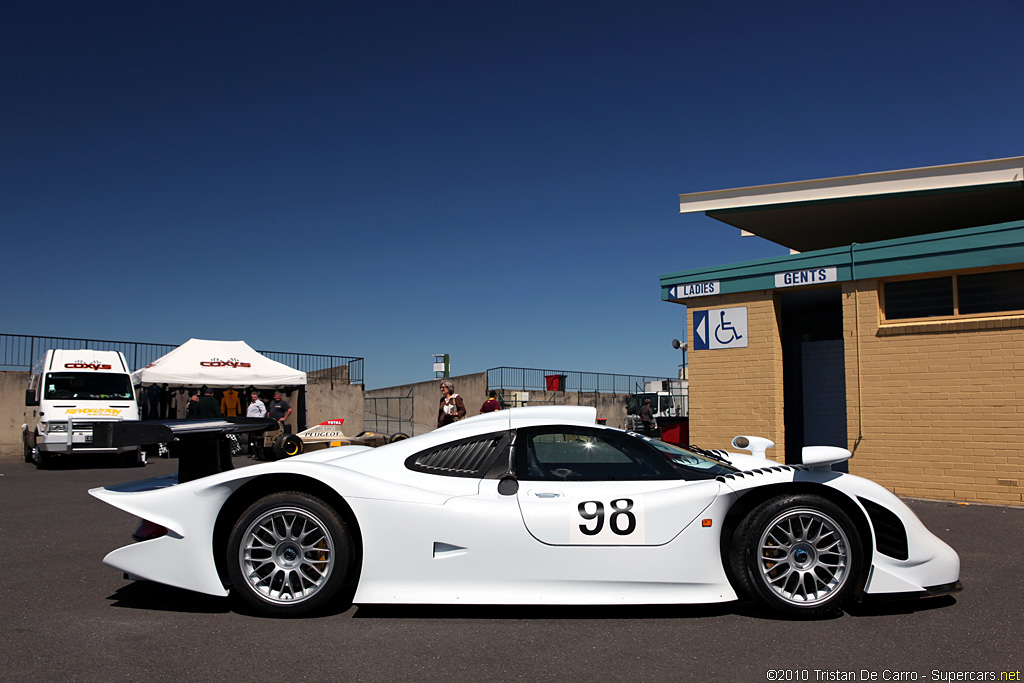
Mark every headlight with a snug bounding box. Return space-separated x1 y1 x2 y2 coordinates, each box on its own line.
46 422 68 433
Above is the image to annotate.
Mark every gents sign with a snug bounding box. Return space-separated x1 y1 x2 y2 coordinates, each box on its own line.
669 281 720 299
774 267 837 288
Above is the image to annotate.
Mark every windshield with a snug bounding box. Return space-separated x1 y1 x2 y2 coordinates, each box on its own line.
43 372 134 400
628 434 738 477
627 393 675 415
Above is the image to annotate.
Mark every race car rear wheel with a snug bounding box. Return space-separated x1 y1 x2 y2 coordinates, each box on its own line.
227 492 353 617
731 494 861 618
272 434 304 460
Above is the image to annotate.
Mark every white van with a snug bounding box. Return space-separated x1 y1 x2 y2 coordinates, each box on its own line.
23 349 144 468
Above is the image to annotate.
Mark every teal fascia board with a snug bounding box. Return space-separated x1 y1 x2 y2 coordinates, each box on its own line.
661 220 1024 301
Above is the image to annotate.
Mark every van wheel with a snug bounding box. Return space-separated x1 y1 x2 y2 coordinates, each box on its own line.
121 450 146 467
33 451 52 470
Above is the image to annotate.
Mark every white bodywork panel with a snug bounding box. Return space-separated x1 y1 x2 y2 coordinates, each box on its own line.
90 406 960 606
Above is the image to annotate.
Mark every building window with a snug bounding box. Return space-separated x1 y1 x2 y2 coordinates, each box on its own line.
883 277 954 319
882 267 1024 321
958 269 1024 315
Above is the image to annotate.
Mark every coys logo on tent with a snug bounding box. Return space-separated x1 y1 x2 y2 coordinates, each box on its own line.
200 357 252 368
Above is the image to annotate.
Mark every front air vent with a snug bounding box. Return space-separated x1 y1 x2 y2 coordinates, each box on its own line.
716 465 799 482
406 434 507 478
858 497 909 561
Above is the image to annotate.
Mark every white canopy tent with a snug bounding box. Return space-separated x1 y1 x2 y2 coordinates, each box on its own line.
131 339 306 388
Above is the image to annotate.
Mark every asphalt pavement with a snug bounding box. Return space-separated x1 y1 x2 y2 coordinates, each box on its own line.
0 455 1020 683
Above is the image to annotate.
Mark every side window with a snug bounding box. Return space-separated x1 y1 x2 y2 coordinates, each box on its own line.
405 432 510 478
517 428 677 481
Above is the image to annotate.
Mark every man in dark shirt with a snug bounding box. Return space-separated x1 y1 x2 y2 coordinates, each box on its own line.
640 398 654 436
267 391 292 430
196 387 222 418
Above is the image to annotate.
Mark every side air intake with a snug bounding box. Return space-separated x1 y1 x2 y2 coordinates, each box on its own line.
406 434 507 477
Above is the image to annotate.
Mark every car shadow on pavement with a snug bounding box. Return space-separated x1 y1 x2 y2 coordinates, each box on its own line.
352 601 756 621
845 595 957 618
106 581 231 614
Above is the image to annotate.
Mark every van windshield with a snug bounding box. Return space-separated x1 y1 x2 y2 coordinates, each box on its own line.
43 372 133 400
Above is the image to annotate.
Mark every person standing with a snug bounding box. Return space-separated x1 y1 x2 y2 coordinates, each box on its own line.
267 391 292 431
246 391 267 418
437 379 466 428
639 397 654 436
196 387 222 418
480 390 500 414
186 389 201 418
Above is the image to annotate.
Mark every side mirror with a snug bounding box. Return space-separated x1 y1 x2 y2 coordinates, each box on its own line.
25 389 39 407
497 475 519 496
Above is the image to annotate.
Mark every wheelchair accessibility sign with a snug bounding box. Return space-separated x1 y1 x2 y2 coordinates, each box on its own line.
693 307 748 350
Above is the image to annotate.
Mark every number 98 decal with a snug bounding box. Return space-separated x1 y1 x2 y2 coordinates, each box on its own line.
569 497 646 544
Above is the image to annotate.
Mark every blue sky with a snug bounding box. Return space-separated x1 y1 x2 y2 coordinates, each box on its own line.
3 1 1022 388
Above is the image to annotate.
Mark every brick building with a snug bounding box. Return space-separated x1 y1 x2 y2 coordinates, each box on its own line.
661 157 1024 506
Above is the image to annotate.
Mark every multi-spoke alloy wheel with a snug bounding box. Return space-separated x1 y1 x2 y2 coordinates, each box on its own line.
757 507 850 606
227 492 353 616
732 494 862 618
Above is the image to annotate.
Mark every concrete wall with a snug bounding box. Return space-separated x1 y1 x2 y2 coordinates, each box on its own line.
505 389 629 428
841 280 1024 506
365 372 489 436
686 291 787 461
366 372 632 436
0 371 30 456
304 376 364 434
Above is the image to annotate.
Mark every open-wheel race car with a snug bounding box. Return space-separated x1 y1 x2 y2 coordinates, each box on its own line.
259 419 409 461
89 406 960 619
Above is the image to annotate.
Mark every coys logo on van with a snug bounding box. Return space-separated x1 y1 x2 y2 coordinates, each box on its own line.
200 358 252 368
65 362 113 371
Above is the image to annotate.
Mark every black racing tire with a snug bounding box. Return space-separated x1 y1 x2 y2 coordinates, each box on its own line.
388 432 409 443
730 494 862 619
227 491 354 617
272 434 304 460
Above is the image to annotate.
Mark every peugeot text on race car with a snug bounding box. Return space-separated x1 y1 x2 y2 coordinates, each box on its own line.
90 406 960 618
263 419 408 461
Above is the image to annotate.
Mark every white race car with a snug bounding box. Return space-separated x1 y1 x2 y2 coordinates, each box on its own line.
90 406 960 618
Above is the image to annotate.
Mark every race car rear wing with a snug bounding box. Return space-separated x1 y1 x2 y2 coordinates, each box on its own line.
91 418 278 482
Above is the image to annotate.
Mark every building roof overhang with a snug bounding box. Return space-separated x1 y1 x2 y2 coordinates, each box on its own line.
680 157 1024 252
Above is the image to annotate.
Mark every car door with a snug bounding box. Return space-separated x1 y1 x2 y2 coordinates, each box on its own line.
513 426 720 546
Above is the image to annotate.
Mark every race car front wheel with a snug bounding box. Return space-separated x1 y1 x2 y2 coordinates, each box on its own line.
227 491 354 617
731 494 862 618
272 434 304 460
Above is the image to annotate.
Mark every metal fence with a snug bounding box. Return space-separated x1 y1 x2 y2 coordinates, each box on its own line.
0 333 364 384
363 395 414 436
487 366 673 395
